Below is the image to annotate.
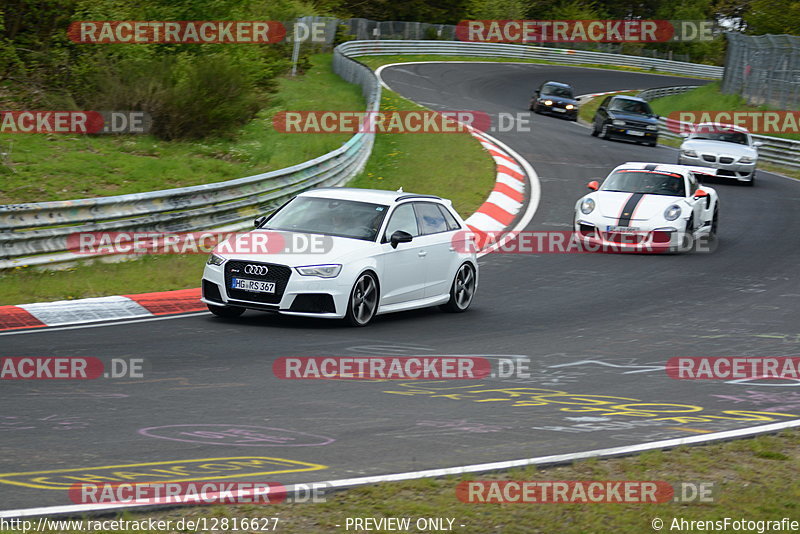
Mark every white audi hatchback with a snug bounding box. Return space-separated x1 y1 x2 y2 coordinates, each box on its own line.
201 188 479 326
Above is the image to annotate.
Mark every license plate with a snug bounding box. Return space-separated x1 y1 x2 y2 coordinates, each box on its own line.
231 278 276 293
607 226 641 234
627 130 645 136
553 107 566 113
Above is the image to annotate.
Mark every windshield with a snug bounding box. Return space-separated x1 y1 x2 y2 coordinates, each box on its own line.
689 131 749 145
263 197 389 241
609 98 653 115
541 85 573 98
601 170 685 197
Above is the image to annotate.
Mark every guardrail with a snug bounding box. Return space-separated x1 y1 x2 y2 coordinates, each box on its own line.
636 86 800 169
0 40 725 269
0 49 381 268
339 40 724 78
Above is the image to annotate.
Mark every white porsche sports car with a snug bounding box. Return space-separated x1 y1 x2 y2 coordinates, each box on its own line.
201 188 478 326
574 162 719 252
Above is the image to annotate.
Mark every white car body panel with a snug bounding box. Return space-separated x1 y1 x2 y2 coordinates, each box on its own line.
574 162 719 252
201 188 478 322
677 122 759 183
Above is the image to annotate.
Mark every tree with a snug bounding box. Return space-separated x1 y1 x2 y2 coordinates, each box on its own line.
745 0 800 34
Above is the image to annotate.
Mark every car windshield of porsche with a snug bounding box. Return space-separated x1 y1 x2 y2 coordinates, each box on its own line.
609 98 653 115
262 197 389 241
689 130 749 145
541 85 573 98
601 171 686 197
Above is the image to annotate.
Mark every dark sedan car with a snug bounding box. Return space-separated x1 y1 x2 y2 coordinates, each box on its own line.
530 81 578 121
591 95 659 146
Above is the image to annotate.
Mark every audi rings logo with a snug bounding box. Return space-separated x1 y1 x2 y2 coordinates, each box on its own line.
244 264 269 275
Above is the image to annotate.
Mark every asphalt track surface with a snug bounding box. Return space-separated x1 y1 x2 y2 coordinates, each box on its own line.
3 63 800 510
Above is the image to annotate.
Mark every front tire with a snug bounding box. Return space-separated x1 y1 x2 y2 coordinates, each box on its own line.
440 263 477 313
345 272 379 327
710 206 719 237
207 304 245 318
600 123 610 139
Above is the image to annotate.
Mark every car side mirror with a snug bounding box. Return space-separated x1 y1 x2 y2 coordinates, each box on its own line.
753 141 764 147
679 132 689 138
693 189 708 199
598 106 606 111
534 90 540 95
390 230 413 249
254 216 267 228
587 181 599 191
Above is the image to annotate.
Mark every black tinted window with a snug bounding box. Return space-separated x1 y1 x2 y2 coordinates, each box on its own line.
415 203 449 235
609 98 653 115
438 205 461 231
541 85 573 98
384 203 419 241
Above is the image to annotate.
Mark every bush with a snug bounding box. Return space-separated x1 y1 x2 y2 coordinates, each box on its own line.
85 53 262 140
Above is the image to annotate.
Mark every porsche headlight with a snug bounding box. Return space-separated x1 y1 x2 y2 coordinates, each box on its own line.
612 119 625 126
664 204 682 221
543 99 553 106
565 104 575 110
295 264 342 278
580 198 595 215
207 254 225 266
739 156 755 164
681 149 698 158
646 124 658 131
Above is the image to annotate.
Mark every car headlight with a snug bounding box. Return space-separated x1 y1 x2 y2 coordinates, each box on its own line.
612 119 625 126
646 125 658 131
295 264 342 278
207 254 225 266
664 204 682 221
681 149 698 158
566 104 575 110
580 198 595 215
739 156 755 164
543 99 553 106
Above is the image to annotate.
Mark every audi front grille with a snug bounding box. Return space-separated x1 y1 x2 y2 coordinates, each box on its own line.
224 260 292 304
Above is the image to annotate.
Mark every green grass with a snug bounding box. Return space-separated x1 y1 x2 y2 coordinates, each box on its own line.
348 88 494 217
354 54 717 79
648 82 800 142
0 256 207 305
8 430 797 533
0 54 365 204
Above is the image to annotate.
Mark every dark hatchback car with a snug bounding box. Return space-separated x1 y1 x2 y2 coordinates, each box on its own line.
530 81 578 120
591 95 659 146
